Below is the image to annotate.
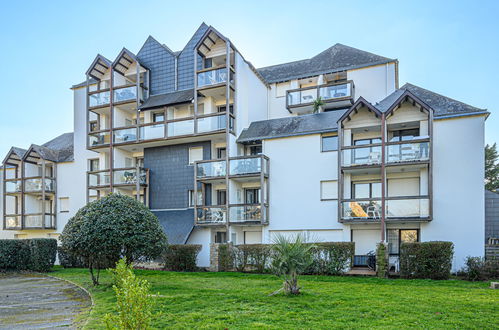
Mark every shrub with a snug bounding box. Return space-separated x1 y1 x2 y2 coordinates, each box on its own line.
28 239 57 272
233 244 272 273
306 242 354 275
400 241 454 280
376 242 388 278
0 239 31 271
58 246 87 268
0 239 57 272
218 243 234 272
461 256 499 281
60 193 168 285
162 245 201 271
270 234 314 295
105 258 158 329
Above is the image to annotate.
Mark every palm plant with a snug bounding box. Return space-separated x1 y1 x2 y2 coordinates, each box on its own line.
270 233 314 295
312 97 324 113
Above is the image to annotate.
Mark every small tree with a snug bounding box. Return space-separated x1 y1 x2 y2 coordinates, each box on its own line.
105 258 158 329
312 97 325 113
485 143 499 191
270 234 314 295
60 193 167 285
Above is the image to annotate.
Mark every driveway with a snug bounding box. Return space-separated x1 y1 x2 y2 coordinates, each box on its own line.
0 274 91 329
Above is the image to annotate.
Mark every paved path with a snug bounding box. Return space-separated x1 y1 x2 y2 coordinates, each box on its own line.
0 274 91 329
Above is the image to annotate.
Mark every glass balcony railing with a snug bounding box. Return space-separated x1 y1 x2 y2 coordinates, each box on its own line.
24 178 55 193
140 124 165 140
287 82 354 107
89 131 111 147
113 86 138 103
197 114 227 133
196 160 226 178
5 179 22 193
5 215 21 229
386 142 430 163
229 157 264 176
89 90 110 107
113 127 137 143
229 204 264 222
196 206 227 224
386 198 430 218
24 214 55 228
197 67 233 88
113 168 147 185
341 146 382 166
341 200 382 220
167 119 194 137
88 171 111 187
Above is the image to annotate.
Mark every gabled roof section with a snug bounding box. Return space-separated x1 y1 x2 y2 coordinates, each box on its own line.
376 83 488 118
24 145 59 163
139 89 195 110
2 147 26 166
237 110 348 143
138 35 176 56
194 25 228 56
257 43 395 84
338 97 382 124
86 54 112 81
112 48 145 75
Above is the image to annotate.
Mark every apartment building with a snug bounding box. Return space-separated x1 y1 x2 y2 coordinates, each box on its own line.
1 23 488 270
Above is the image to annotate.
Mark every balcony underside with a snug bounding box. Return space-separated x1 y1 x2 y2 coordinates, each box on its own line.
340 217 431 224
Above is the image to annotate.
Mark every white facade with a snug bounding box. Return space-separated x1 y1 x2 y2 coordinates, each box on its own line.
0 25 487 271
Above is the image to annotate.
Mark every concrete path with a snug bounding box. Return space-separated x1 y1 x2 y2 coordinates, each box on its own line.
0 274 91 329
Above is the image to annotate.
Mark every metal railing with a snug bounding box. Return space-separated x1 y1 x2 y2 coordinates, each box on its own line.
113 168 148 185
196 206 227 224
341 146 382 166
88 90 110 107
197 66 234 88
24 177 55 193
386 141 430 163
385 197 430 218
196 155 269 179
228 204 267 223
5 179 22 193
287 81 354 108
341 199 382 220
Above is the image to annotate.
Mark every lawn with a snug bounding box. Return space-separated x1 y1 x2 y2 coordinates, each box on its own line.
51 267 498 329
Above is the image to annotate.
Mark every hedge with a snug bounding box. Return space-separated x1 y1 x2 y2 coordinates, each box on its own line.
224 242 354 275
461 256 499 281
400 241 454 279
305 242 355 275
162 244 201 271
0 239 57 272
376 242 388 278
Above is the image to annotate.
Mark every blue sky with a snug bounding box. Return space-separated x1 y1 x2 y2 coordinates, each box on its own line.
0 0 497 157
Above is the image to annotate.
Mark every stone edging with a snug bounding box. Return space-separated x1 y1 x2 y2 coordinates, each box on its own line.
44 273 94 329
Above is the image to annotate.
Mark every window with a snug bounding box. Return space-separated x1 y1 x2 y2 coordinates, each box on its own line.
188 146 203 164
387 229 419 255
354 138 382 146
188 190 203 207
59 197 70 213
217 147 226 159
215 231 227 243
89 159 99 171
353 182 381 199
246 144 262 155
322 135 338 152
245 188 260 204
153 112 165 122
216 190 227 205
390 128 420 142
124 157 133 168
217 104 234 114
89 121 98 132
320 180 338 200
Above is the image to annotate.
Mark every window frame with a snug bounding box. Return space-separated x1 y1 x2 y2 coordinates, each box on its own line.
320 180 338 201
59 197 70 213
321 134 338 152
188 146 204 165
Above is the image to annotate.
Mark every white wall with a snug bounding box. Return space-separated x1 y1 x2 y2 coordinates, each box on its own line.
347 63 396 104
262 134 347 243
186 227 211 267
421 115 486 270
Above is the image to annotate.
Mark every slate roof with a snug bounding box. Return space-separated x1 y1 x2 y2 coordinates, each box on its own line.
376 83 488 117
139 89 194 110
2 133 74 165
154 210 194 244
237 110 348 143
257 43 395 84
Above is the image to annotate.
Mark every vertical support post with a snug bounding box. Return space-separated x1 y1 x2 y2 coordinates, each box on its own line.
193 50 198 135
164 106 168 139
53 163 57 229
337 123 343 223
193 49 199 224
225 41 231 240
20 160 24 230
260 155 264 224
41 159 46 229
428 109 433 220
2 163 6 230
136 63 141 141
380 113 387 242
109 68 114 193
135 161 140 201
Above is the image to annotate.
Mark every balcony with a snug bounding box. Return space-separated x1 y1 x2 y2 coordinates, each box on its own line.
88 90 110 108
24 177 55 193
113 168 148 186
113 127 137 144
5 179 22 193
87 170 111 188
386 141 430 164
24 213 55 229
113 85 139 104
197 66 234 89
5 215 21 229
196 206 227 224
340 197 430 222
88 131 111 148
196 155 269 180
341 145 382 167
286 81 354 113
228 204 268 224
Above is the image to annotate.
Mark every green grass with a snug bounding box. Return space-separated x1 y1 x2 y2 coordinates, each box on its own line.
51 267 498 329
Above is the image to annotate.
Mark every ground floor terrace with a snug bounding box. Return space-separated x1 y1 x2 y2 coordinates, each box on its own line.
50 268 498 329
